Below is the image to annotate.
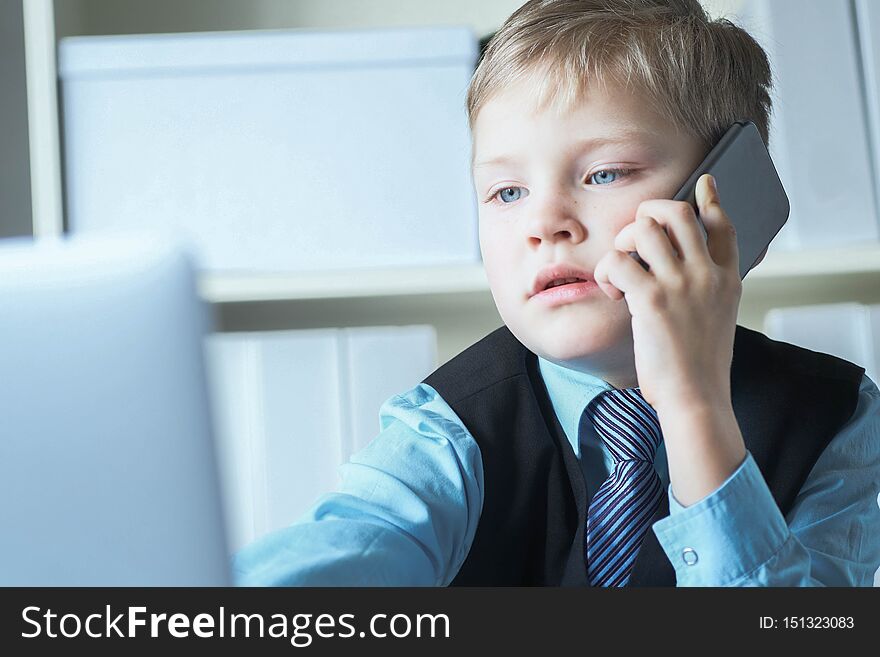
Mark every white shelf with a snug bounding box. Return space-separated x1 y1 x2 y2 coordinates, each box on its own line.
200 244 880 304
199 263 490 303
747 243 880 279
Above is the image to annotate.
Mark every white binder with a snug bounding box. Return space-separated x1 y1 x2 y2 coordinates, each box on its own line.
764 302 877 385
342 325 438 458
735 0 879 252
205 329 345 553
204 325 437 552
855 0 880 229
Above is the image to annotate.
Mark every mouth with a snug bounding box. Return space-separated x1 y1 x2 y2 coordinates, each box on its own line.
531 263 596 298
542 277 591 291
531 279 600 306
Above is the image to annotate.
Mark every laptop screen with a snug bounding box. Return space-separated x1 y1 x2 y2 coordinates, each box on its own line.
0 232 230 585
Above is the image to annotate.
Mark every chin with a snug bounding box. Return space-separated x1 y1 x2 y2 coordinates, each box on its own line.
511 320 621 362
539 333 610 362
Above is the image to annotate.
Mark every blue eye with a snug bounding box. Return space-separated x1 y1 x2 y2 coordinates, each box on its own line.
486 167 634 205
589 168 634 185
489 186 528 204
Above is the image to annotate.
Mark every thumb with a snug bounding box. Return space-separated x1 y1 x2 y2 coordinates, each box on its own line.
696 173 738 271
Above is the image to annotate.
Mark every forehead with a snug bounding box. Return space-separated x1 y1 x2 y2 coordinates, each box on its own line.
471 78 668 167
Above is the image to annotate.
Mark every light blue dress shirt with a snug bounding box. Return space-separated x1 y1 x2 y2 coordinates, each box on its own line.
231 357 880 587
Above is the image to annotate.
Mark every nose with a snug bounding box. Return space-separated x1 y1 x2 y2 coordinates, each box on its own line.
525 191 586 248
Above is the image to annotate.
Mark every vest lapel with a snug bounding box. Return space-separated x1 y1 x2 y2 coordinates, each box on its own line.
524 348 589 586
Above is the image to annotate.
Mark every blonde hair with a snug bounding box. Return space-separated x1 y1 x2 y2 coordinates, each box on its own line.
467 0 774 153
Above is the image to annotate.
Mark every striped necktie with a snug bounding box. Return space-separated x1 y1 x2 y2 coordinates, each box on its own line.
582 386 664 587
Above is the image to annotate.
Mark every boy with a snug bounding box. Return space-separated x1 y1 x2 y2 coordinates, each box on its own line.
233 0 880 586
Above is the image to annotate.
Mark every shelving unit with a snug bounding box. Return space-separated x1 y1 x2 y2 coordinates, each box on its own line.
13 0 880 367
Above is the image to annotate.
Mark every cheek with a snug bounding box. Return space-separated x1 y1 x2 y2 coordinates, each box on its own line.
483 254 515 299
596 206 640 247
479 225 511 270
479 237 522 304
477 222 489 257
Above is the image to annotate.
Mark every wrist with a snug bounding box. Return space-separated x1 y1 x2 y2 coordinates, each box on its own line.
657 401 747 498
657 399 741 447
652 380 733 419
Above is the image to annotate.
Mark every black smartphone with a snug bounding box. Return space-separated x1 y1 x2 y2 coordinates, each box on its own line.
628 120 790 280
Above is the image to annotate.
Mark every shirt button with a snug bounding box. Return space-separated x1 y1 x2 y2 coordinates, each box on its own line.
682 547 699 566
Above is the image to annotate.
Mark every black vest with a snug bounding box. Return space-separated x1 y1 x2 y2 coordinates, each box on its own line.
422 324 865 586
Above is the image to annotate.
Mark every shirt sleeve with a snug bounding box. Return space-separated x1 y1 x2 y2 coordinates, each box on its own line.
650 373 880 587
230 383 484 586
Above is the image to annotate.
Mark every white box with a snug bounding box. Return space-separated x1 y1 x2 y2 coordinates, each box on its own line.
735 0 879 252
204 325 437 552
764 302 877 384
58 27 481 273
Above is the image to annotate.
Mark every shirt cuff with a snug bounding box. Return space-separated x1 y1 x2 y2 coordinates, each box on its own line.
651 450 791 586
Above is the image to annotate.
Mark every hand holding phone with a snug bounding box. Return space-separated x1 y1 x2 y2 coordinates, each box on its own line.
627 120 789 280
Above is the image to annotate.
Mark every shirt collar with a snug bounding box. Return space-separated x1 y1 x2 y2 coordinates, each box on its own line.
537 355 615 458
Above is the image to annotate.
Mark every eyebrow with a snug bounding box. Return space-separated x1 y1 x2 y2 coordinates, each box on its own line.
471 131 658 170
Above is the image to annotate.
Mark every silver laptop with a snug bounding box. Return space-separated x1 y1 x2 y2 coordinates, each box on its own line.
0 231 231 585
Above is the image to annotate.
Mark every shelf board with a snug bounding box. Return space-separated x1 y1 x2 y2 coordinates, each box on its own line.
199 244 880 303
199 263 490 303
747 243 880 279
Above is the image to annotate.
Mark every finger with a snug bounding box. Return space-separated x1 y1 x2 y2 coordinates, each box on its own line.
614 223 655 270
594 248 653 302
636 198 711 265
696 173 739 273
614 216 683 281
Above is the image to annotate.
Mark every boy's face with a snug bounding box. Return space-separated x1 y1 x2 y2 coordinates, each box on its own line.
471 76 709 384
